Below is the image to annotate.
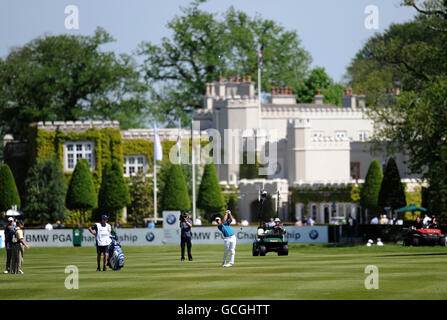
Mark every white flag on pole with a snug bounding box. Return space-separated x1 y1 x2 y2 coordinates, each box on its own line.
154 125 163 161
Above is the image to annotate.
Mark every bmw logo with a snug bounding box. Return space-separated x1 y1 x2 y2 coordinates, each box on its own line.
166 214 176 225
309 230 319 240
146 232 155 242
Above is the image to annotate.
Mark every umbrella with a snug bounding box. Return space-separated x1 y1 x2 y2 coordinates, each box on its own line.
394 204 427 213
5 209 23 216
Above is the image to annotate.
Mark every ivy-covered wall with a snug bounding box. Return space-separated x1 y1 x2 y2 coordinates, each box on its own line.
290 184 361 216
29 125 123 190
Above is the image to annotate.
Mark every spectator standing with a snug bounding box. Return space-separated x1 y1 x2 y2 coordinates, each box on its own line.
194 215 203 226
241 219 249 227
295 218 303 227
307 217 315 226
148 219 155 229
3 217 15 274
370 216 379 224
45 222 53 230
88 215 112 272
180 212 193 261
10 220 30 274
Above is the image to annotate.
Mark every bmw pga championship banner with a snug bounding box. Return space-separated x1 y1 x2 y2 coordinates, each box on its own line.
162 210 181 244
21 225 328 247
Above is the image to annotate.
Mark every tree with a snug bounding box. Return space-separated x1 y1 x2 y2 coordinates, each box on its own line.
360 160 383 218
225 194 239 222
378 158 407 211
346 1 447 216
0 27 149 139
197 163 225 220
161 164 190 212
23 158 67 224
66 159 97 223
296 67 344 106
97 161 130 222
138 0 311 126
128 172 154 223
0 164 21 213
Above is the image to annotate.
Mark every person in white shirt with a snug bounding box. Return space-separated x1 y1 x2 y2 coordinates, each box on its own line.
268 218 275 228
422 214 432 226
194 215 202 226
370 216 379 224
45 222 53 230
307 217 315 226
241 219 249 227
88 215 112 272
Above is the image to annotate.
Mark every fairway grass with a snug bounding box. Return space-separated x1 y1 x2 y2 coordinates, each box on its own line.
1 244 446 299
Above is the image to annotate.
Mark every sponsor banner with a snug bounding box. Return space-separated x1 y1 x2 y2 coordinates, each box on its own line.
0 230 4 248
163 211 181 245
23 229 164 247
21 226 327 247
189 226 328 244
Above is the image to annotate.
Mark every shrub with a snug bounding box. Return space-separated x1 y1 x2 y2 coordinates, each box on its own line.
66 159 97 223
23 158 67 223
360 159 383 217
197 163 225 220
0 163 21 212
97 161 130 222
161 164 190 212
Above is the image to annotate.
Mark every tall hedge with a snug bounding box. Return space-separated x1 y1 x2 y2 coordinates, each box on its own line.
23 158 67 223
66 159 97 223
197 163 225 220
378 158 406 211
0 164 21 212
97 161 130 222
161 164 190 212
261 194 276 222
360 159 383 217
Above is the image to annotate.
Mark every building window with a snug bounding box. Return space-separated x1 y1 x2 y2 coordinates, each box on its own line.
335 131 347 139
350 162 360 180
312 131 324 138
64 142 95 171
124 155 148 176
359 131 369 142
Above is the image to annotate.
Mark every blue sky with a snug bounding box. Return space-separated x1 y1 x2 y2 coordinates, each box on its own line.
0 0 416 82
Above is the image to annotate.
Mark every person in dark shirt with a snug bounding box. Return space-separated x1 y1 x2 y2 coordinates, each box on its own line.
413 216 423 229
430 217 440 229
3 217 15 274
180 212 193 261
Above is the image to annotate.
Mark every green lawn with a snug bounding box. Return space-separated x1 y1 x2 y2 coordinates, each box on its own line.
1 244 446 299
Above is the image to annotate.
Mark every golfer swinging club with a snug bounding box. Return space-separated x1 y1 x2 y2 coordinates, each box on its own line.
216 210 236 267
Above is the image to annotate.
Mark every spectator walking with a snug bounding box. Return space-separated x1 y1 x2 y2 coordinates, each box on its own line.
10 220 30 274
88 215 112 272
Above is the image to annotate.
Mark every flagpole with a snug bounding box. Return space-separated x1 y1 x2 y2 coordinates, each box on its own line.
153 152 157 220
257 50 262 152
191 123 196 223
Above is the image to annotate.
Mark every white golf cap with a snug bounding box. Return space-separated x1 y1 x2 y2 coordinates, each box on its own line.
215 217 221 221
275 218 280 222
8 217 14 222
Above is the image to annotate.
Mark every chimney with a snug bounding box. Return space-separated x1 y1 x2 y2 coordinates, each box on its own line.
314 89 324 105
358 89 366 108
342 88 356 108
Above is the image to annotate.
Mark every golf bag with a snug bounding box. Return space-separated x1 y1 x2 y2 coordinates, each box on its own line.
108 236 125 270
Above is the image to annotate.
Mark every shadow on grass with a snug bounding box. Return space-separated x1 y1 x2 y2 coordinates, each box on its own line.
378 253 447 257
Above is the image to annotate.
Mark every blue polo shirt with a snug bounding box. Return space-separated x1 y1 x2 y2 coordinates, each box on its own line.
218 219 234 237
